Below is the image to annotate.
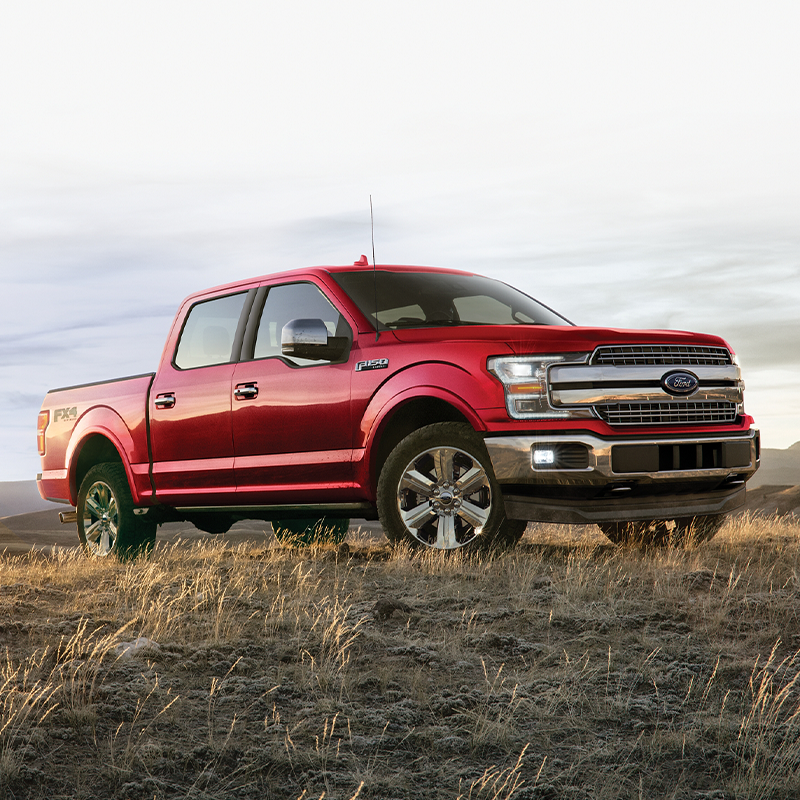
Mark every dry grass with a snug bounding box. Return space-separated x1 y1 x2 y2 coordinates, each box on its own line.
1 515 800 799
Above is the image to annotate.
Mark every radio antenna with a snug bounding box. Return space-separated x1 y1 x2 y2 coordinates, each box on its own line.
370 195 379 342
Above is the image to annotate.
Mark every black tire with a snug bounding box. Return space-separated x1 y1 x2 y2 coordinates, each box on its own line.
599 514 726 548
376 422 524 552
673 514 727 544
272 517 349 546
77 463 156 559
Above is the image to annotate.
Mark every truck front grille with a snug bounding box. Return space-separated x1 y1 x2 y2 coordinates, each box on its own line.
592 345 732 367
596 401 739 426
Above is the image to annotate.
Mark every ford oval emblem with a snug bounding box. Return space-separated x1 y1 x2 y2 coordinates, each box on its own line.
662 370 699 396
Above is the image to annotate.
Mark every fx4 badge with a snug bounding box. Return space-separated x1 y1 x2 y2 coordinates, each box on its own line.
356 358 389 372
54 407 78 423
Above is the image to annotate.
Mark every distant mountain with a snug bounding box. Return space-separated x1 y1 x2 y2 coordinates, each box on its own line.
0 481 62 518
749 441 800 488
744 485 800 517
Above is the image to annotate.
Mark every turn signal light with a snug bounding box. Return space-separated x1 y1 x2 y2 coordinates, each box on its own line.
37 410 49 456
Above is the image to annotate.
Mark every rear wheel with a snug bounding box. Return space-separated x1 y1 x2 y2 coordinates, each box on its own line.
599 514 726 547
272 517 350 546
77 463 156 559
673 514 727 544
377 422 525 552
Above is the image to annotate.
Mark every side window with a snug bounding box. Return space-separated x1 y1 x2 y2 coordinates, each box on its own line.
253 282 349 366
174 292 247 369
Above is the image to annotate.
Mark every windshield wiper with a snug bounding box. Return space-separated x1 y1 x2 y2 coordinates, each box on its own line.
384 319 493 329
422 319 488 327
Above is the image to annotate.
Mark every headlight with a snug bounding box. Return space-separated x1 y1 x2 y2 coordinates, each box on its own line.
488 354 592 420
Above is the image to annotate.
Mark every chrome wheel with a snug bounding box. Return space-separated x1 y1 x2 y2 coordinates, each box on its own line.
82 480 119 556
378 423 524 553
77 463 156 559
396 444 492 550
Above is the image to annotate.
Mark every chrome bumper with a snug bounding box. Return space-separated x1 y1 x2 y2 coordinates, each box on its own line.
484 429 759 524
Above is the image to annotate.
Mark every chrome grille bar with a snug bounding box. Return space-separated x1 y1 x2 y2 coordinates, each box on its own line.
595 401 739 426
591 345 732 367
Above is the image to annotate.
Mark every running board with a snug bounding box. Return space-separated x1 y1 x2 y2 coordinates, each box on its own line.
170 502 376 521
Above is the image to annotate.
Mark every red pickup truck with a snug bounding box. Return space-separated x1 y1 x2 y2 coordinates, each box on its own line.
37 258 759 557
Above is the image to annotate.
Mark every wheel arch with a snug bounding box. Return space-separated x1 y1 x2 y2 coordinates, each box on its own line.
72 435 124 502
364 391 481 497
66 408 142 505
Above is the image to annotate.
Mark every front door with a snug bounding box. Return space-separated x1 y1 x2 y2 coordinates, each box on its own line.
231 281 354 504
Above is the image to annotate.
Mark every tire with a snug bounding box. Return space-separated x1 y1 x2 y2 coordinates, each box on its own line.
77 463 156 559
376 422 524 552
272 517 349 546
599 514 726 548
673 514 727 544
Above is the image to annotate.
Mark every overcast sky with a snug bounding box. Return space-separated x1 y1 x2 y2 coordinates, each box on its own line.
2 1 799 483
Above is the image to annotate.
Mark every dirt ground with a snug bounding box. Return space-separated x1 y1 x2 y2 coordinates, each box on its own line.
1 515 800 799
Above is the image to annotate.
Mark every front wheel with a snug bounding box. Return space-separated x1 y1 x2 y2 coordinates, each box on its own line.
77 463 156 559
376 422 526 553
599 514 726 547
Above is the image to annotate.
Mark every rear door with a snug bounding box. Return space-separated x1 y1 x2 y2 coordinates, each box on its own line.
231 280 355 504
149 290 253 505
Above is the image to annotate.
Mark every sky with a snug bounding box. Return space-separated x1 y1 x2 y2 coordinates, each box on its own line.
2 1 799 482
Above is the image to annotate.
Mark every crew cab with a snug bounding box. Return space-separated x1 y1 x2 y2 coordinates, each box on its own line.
37 258 760 556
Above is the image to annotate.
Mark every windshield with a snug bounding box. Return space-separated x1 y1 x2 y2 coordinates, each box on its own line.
331 270 572 330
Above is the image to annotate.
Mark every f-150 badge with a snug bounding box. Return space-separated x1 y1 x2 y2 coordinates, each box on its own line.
356 358 389 372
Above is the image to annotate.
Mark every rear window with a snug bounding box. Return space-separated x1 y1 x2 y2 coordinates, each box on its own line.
174 292 248 369
331 271 571 330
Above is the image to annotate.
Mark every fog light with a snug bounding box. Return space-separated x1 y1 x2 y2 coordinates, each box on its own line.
533 448 556 466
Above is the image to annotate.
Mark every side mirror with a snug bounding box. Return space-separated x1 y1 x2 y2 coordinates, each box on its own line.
281 319 348 361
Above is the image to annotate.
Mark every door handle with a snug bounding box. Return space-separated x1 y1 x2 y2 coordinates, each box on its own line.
154 393 176 409
234 383 259 400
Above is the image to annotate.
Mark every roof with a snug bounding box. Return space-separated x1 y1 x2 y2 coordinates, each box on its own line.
178 259 477 305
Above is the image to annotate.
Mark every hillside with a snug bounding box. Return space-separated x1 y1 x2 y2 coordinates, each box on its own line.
0 480 60 517
743 484 800 517
749 441 800 488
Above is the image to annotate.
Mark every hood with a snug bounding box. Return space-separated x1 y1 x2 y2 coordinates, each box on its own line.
389 325 732 355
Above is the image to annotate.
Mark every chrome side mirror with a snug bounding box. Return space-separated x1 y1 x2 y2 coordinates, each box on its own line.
281 318 347 361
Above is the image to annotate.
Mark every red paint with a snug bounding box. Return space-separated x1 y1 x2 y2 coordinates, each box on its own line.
37 262 758 523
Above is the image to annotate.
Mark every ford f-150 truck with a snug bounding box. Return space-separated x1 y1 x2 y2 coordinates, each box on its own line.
37 258 760 556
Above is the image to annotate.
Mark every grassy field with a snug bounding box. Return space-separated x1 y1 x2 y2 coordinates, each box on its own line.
1 515 800 800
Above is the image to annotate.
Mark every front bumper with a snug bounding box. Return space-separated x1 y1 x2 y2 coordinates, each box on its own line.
484 429 760 524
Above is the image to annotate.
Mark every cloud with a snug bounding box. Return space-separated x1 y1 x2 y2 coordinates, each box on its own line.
2 179 799 481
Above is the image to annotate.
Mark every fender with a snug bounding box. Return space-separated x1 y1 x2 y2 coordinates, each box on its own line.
65 406 149 506
359 362 493 447
355 362 500 496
